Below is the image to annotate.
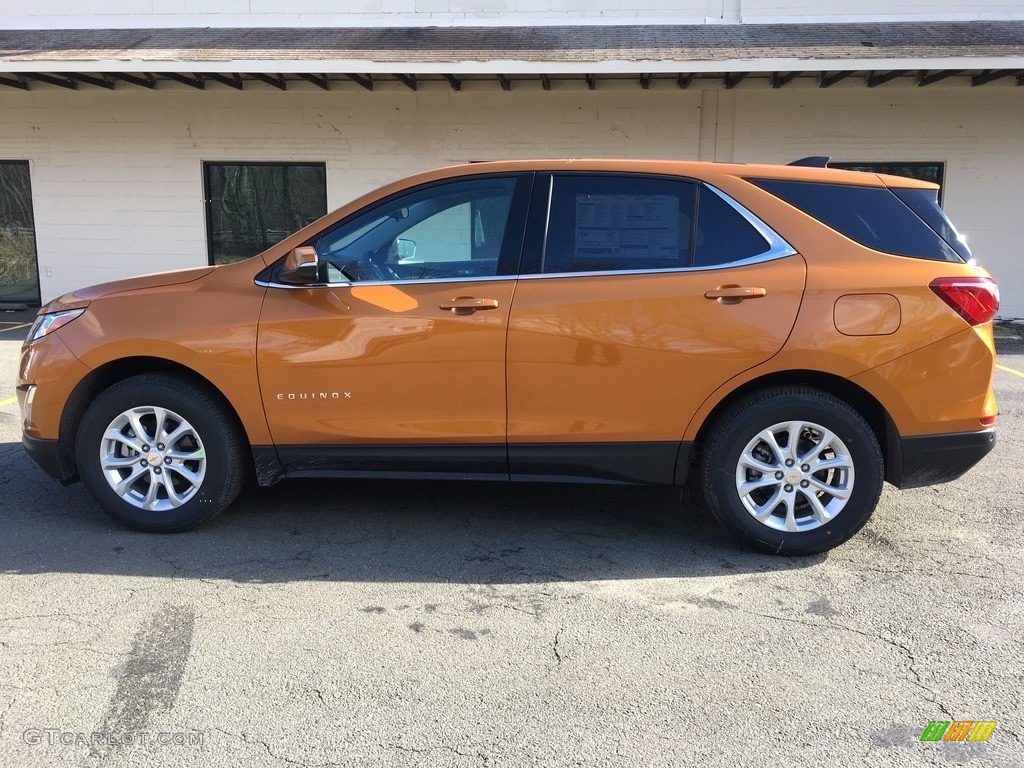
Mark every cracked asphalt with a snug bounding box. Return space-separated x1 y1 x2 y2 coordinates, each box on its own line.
0 334 1022 768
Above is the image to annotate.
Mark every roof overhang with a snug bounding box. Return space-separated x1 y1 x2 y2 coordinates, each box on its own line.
1 22 1022 89
2 56 1024 75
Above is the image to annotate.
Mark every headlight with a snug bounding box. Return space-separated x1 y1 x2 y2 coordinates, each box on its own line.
26 308 86 344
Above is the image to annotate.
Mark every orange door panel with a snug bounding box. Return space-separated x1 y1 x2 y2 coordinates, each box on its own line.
506 257 807 445
257 279 515 446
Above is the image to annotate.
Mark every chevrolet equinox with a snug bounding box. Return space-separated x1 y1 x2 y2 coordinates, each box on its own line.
17 159 999 554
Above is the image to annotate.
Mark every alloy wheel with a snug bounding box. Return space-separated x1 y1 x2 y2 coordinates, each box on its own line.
735 420 855 533
99 406 207 511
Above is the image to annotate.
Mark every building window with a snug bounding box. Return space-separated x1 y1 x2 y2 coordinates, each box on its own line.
831 162 945 202
0 161 40 305
203 162 327 265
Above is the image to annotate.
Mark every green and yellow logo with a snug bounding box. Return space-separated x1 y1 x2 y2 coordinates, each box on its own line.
920 720 997 742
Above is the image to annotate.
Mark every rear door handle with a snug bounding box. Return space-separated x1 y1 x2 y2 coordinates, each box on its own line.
703 286 767 304
439 297 500 315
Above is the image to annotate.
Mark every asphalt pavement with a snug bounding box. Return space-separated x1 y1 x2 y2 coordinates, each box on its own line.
0 334 1021 768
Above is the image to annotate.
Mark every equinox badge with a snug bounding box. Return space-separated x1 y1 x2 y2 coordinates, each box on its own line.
276 392 351 400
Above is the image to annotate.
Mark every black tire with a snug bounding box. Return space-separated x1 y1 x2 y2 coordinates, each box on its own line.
75 373 247 532
700 386 883 555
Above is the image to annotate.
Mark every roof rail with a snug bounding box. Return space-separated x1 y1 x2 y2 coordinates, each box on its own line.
788 156 830 168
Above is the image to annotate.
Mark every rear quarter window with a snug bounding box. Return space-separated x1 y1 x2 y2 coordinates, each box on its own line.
890 187 973 262
693 186 771 267
750 179 963 263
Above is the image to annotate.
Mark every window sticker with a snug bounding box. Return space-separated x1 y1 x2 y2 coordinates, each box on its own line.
575 195 679 260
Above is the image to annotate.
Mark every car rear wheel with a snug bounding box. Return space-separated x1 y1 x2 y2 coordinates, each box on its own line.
700 386 883 555
76 374 247 532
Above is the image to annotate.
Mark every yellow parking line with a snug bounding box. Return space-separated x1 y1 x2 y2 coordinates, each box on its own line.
0 322 31 331
0 396 17 407
996 363 1024 379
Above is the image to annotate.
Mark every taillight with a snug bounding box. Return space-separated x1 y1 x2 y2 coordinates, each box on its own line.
929 277 1000 325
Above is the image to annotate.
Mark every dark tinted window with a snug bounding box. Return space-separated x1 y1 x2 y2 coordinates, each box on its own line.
831 162 942 183
891 187 972 262
543 175 697 273
693 187 770 267
204 162 327 264
831 161 943 200
752 179 962 263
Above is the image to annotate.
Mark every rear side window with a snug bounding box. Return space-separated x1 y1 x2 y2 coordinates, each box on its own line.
543 175 696 273
751 179 963 263
539 175 775 274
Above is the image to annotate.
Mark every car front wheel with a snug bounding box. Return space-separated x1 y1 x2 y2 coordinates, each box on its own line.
75 374 247 532
700 386 884 555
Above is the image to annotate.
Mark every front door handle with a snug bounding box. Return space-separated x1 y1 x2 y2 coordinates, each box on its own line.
439 297 500 315
703 286 767 304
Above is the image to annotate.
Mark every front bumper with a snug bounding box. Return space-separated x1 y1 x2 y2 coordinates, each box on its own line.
22 433 77 484
891 429 996 489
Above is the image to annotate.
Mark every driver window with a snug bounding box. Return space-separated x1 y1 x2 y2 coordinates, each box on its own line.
315 176 517 282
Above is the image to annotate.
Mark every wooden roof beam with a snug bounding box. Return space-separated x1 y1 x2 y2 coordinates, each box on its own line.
866 70 902 87
393 73 418 91
771 72 798 89
819 70 854 88
110 72 156 89
205 72 244 90
0 74 28 90
24 72 77 89
67 73 114 89
724 72 747 89
917 69 962 86
249 73 286 90
297 73 329 91
162 72 205 89
345 73 373 91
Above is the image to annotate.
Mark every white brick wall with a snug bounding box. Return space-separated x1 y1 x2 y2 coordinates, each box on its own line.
0 84 700 301
742 0 1023 22
5 0 1019 26
726 83 1024 320
0 80 1021 318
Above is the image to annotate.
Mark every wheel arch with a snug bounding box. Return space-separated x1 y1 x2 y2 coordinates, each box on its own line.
686 369 898 484
56 356 254 485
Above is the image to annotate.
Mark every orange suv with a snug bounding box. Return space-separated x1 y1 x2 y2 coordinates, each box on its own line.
17 159 999 554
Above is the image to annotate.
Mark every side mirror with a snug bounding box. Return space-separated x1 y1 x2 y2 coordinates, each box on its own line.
395 238 417 262
279 246 320 284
